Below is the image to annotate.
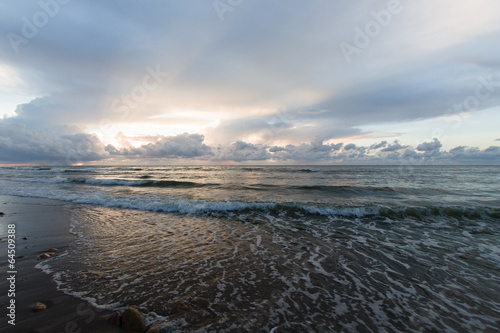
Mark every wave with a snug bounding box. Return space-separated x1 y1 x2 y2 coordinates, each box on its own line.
67 178 205 188
240 167 321 173
0 176 457 196
62 167 143 173
299 168 321 172
1 179 498 221
65 179 440 195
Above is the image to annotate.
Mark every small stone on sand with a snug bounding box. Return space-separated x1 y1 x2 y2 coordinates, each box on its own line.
40 253 51 259
121 307 146 333
33 302 47 312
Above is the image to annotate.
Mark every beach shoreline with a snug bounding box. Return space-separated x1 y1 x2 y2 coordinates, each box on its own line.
0 195 121 333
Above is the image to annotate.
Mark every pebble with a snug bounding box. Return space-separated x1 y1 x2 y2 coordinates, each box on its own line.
0 212 5 216
40 253 51 259
33 302 47 312
23 236 29 240
121 307 146 333
46 248 58 252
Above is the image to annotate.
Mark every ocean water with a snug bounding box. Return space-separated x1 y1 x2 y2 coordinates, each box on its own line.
1 165 499 332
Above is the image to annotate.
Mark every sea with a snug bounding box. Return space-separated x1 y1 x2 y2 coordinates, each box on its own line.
0 165 499 332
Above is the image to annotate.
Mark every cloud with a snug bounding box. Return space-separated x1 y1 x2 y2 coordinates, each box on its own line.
344 143 356 151
447 145 500 163
108 133 212 159
416 138 443 152
269 139 344 162
369 141 388 150
212 141 269 162
0 121 108 164
1 122 499 165
381 141 408 152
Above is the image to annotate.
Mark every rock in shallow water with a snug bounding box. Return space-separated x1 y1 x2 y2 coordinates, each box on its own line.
121 307 146 333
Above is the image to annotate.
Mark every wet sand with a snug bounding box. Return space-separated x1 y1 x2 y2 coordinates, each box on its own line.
0 195 121 333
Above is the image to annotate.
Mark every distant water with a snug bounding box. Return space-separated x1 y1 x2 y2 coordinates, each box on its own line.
1 165 499 332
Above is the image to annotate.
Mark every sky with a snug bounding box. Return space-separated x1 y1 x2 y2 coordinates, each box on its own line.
0 0 499 165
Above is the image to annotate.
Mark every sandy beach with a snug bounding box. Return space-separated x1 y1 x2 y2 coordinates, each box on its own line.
0 195 121 333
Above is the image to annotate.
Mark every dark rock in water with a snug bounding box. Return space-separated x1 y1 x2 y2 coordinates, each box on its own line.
121 307 146 333
33 302 47 312
40 253 51 259
107 311 121 326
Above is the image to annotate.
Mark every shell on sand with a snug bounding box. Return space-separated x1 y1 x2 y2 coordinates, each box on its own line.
121 307 146 333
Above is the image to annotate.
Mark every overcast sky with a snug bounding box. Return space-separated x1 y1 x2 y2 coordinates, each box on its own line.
1 0 499 165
